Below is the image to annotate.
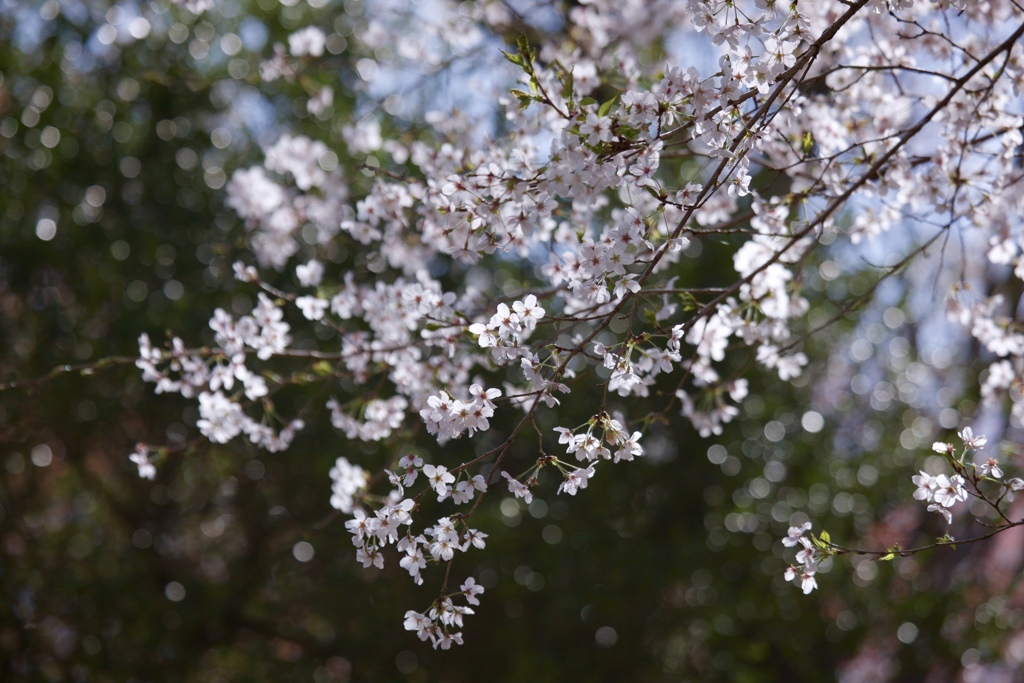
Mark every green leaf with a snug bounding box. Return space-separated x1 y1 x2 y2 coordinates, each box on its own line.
801 131 815 156
561 71 574 102
598 96 617 118
509 89 536 108
501 50 523 67
879 553 895 561
677 292 699 311
643 185 666 201
516 33 531 56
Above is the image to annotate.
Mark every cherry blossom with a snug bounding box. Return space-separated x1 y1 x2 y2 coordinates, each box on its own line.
124 0 1024 646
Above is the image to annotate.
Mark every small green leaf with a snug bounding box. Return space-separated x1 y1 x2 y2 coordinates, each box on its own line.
501 50 523 67
598 96 617 118
561 71 574 102
801 131 815 156
643 185 666 201
509 89 536 108
516 33 531 56
879 553 895 561
677 292 699 311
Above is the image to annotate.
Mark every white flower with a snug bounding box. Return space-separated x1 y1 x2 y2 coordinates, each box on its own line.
785 564 818 595
296 295 328 320
330 457 368 513
911 471 937 502
196 391 244 443
129 446 156 480
927 503 953 524
403 610 431 639
307 86 333 116
501 472 533 504
558 465 595 496
288 26 326 58
978 457 1003 479
782 522 811 547
512 294 545 330
356 546 384 569
296 260 324 287
464 528 487 550
794 537 815 567
400 546 426 585
422 464 456 497
460 577 485 606
452 480 476 505
613 431 643 462
958 426 987 451
932 474 967 508
172 0 214 14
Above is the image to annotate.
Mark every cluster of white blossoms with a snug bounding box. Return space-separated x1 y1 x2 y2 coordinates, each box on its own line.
225 134 347 270
596 337 680 398
327 396 408 442
337 451 488 649
911 470 969 525
170 0 213 14
135 293 301 451
782 522 819 595
786 426 1024 595
419 385 502 442
135 0 1024 646
329 456 368 514
129 444 156 481
468 295 545 364
961 290 1024 430
555 413 643 465
915 428 1024 524
403 576 484 650
499 413 644 503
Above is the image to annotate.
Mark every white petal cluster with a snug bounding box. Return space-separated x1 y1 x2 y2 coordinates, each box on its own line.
328 396 408 442
419 385 501 442
132 0 1024 644
403 576 485 650
782 523 818 595
912 472 967 524
330 457 368 514
287 26 326 58
468 295 545 364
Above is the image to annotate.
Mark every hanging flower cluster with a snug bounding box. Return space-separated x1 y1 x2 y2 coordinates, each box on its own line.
130 0 1024 645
